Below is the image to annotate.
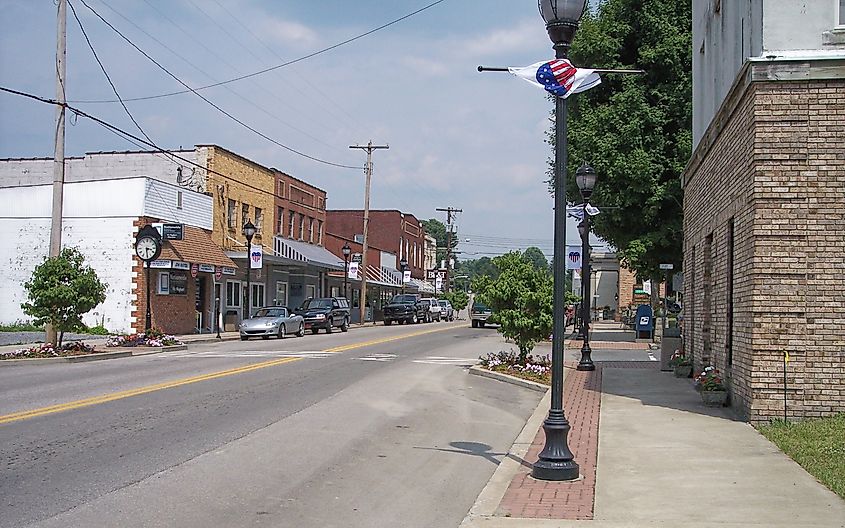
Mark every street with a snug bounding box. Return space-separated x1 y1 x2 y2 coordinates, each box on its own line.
1 323 543 528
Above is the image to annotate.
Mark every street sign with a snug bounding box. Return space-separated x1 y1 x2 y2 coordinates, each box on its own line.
426 269 437 280
162 223 184 240
190 263 199 278
214 267 223 281
659 263 674 270
351 253 363 263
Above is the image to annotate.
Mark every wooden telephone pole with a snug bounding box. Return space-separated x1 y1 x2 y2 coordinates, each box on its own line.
349 141 388 325
435 207 461 293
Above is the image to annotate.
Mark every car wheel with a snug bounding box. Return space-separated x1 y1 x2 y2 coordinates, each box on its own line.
471 320 478 328
341 318 349 332
277 325 285 340
385 319 392 326
311 328 319 335
262 335 269 340
479 321 485 328
411 313 418 324
326 319 333 334
297 323 305 337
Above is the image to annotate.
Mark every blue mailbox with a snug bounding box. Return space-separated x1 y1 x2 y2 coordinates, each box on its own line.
635 304 654 339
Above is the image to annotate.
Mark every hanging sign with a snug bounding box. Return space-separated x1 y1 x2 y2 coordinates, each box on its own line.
565 246 582 270
348 261 360 280
190 263 199 277
172 261 190 270
214 267 223 281
150 260 172 269
351 253 363 263
162 223 184 240
199 264 215 273
222 266 237 276
250 245 263 269
403 270 412 283
169 272 188 295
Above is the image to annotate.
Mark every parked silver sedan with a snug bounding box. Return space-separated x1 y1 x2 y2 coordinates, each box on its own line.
239 306 305 340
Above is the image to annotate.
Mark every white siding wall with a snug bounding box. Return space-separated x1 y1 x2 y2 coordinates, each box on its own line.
143 179 212 230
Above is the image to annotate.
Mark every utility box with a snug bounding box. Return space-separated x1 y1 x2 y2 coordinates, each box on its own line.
635 304 654 340
660 327 682 371
224 310 239 332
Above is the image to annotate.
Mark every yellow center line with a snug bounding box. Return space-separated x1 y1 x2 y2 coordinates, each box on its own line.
0 323 462 426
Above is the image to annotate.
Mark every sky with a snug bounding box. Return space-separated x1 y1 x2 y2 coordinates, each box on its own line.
0 0 608 261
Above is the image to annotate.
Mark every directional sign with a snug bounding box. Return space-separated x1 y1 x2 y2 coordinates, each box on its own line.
659 263 674 270
351 253 363 264
162 223 184 240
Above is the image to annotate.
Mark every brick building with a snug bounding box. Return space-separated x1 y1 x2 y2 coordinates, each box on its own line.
325 210 427 279
683 1 845 422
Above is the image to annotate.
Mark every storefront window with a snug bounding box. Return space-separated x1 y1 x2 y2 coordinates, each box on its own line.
226 280 241 307
252 284 265 310
306 284 316 299
157 272 170 294
275 281 288 307
352 289 360 308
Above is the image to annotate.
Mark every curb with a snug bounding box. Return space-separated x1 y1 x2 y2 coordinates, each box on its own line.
460 389 552 527
468 365 550 393
0 350 133 366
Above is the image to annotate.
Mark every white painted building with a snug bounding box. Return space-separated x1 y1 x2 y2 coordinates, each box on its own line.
0 177 214 333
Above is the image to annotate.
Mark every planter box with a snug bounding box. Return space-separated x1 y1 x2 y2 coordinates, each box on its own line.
673 365 692 378
701 390 728 407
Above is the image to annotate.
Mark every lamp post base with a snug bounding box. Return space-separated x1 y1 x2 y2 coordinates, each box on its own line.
532 410 580 481
577 342 595 371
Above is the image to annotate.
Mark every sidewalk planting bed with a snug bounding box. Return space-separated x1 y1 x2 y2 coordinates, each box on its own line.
1 341 101 360
105 328 181 348
478 350 551 386
759 414 845 499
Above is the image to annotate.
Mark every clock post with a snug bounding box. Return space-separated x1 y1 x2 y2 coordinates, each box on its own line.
135 225 163 332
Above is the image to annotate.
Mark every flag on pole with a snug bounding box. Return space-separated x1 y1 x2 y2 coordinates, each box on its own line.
509 59 601 98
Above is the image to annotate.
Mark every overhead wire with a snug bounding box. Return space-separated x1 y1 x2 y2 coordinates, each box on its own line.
74 0 360 170
68 0 449 105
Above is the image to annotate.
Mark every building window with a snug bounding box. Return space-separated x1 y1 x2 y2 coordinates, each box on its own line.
241 204 249 229
157 272 170 295
289 211 296 238
177 191 183 210
227 199 236 229
299 213 305 240
317 220 323 245
226 280 241 307
278 179 285 197
840 0 845 25
276 206 283 235
251 284 265 311
275 281 288 306
309 217 315 243
306 284 316 299
255 207 263 233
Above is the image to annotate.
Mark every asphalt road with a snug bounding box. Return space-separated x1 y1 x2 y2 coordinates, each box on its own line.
0 322 543 528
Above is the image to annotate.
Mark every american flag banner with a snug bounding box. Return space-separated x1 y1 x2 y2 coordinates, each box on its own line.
508 59 601 98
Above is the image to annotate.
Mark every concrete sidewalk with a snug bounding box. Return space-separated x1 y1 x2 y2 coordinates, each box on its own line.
461 330 845 527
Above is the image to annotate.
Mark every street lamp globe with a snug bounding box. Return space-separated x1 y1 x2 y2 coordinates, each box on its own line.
242 220 257 242
538 0 588 57
575 162 597 200
342 243 351 258
399 258 408 270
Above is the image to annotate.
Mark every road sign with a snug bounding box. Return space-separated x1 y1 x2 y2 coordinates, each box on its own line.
351 253 362 263
659 263 674 270
214 267 223 281
162 223 184 240
190 263 199 278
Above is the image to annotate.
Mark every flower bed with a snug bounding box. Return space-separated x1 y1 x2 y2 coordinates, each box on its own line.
105 328 181 348
478 350 551 385
1 341 98 360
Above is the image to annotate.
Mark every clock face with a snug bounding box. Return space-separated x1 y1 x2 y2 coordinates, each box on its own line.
136 237 159 261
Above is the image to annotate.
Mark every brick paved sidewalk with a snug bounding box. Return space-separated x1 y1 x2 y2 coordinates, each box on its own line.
496 361 657 521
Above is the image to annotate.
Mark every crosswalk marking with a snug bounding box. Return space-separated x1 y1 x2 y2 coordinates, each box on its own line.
356 353 397 362
413 357 477 366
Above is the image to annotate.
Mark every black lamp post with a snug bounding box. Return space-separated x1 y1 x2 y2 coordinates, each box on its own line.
576 162 597 371
342 243 351 300
242 220 256 319
400 257 408 294
532 0 587 482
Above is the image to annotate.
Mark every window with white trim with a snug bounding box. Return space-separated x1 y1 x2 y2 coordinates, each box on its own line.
309 217 314 243
226 280 242 307
275 281 288 306
299 214 305 240
317 220 323 245
227 199 236 229
289 211 295 238
157 272 170 294
251 284 265 311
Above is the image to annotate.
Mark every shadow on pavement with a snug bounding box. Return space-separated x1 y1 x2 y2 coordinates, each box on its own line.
413 441 532 468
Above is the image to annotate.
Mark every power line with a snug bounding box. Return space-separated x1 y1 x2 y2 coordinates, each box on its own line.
73 0 360 170
69 0 449 105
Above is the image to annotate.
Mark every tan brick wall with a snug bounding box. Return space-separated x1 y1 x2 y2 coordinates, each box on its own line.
684 75 845 423
204 146 275 252
616 265 637 320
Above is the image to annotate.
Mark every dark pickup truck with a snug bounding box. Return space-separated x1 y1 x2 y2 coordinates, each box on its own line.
295 297 350 334
382 294 427 325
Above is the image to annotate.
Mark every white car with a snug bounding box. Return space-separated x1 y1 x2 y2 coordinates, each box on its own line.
420 298 442 322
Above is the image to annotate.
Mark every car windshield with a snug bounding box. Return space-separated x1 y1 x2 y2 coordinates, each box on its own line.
438 301 448 307
389 294 417 304
305 298 332 309
473 302 490 311
254 308 285 318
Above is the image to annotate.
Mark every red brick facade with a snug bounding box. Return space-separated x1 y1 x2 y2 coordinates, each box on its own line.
273 170 327 246
326 210 426 278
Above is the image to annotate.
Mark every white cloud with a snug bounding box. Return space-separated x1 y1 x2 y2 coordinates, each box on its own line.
459 19 545 58
260 18 319 48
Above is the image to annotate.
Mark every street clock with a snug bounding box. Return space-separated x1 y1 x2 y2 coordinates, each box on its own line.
135 225 162 262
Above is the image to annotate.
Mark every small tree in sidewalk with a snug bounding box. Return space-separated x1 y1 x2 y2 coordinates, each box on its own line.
440 290 468 312
474 252 553 364
22 247 107 348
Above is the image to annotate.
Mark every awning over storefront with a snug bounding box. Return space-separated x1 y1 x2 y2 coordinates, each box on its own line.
364 265 403 288
156 226 238 271
407 277 436 294
273 237 344 270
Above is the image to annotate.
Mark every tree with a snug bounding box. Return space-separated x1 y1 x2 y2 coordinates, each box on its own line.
474 252 553 364
523 246 549 271
461 257 499 285
548 0 691 279
22 247 107 348
439 290 468 312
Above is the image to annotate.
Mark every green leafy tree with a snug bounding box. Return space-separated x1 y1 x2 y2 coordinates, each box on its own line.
548 0 691 279
523 246 549 271
22 247 107 348
439 290 468 312
474 252 553 364
463 257 499 286
422 218 458 267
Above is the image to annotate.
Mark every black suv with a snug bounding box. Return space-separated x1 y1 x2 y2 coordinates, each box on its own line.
296 297 350 334
383 294 427 325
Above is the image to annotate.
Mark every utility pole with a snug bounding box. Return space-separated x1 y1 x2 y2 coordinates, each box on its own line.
349 141 388 325
47 0 67 346
435 207 462 293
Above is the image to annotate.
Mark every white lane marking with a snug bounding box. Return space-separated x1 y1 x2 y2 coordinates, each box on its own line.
153 350 332 359
356 353 397 362
413 357 478 366
647 352 658 361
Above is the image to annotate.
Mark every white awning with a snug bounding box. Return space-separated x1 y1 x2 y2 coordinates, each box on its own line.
273 237 344 270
